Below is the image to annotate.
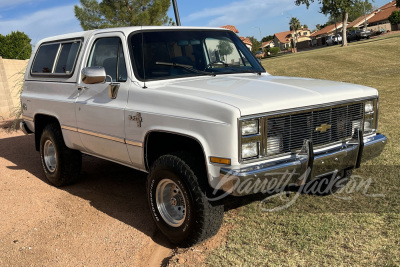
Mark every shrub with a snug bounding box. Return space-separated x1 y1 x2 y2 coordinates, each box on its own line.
0 31 32 60
269 47 281 55
388 10 400 25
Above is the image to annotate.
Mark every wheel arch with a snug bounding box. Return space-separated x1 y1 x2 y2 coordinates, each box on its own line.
144 130 209 176
34 114 61 151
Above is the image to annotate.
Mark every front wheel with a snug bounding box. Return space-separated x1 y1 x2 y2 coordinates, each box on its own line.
147 154 224 246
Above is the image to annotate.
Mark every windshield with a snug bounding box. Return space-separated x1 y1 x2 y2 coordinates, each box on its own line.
129 30 265 81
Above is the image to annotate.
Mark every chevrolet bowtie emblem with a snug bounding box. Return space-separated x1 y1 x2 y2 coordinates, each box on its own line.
315 123 331 133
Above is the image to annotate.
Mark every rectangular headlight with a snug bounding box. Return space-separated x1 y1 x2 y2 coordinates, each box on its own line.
242 119 259 136
364 99 377 134
241 142 259 159
364 100 374 113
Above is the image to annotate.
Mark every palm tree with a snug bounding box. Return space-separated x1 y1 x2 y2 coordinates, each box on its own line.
289 17 301 52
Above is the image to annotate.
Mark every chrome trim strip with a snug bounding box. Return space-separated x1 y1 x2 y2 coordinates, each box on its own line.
61 125 144 147
78 128 125 144
61 125 78 132
126 140 143 147
241 97 376 120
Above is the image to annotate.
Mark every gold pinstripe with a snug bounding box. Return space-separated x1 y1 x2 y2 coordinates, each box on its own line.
61 125 143 147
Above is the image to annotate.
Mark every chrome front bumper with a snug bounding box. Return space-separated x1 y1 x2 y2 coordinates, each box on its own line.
219 132 387 196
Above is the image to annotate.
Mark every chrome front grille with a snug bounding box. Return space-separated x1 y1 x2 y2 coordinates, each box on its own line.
267 102 364 154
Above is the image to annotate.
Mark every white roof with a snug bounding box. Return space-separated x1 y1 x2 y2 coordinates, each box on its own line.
36 26 230 45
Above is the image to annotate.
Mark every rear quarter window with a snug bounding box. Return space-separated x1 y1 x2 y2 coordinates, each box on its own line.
31 40 81 76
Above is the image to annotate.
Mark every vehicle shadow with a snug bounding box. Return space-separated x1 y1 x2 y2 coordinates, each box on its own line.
0 132 173 249
0 131 294 244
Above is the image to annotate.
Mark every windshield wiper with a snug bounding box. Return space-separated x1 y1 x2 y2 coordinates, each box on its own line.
156 61 216 76
208 62 238 67
230 69 262 75
207 62 261 75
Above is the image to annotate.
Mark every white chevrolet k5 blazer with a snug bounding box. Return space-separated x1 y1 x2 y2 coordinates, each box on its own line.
20 26 387 246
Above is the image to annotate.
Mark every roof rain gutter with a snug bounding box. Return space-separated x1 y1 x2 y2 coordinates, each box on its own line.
172 0 181 26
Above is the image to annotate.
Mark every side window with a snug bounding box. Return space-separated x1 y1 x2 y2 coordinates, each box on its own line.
87 37 127 82
31 41 81 75
31 44 59 73
55 42 80 74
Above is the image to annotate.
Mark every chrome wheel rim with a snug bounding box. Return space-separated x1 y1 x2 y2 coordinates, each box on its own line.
43 139 57 173
155 178 186 227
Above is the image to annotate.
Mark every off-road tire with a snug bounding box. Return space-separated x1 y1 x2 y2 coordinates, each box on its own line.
40 123 82 187
147 153 224 247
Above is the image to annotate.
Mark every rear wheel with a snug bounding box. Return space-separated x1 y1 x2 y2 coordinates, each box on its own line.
40 123 82 186
147 153 224 246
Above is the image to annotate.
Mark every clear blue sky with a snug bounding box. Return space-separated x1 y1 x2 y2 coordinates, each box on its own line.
0 0 391 45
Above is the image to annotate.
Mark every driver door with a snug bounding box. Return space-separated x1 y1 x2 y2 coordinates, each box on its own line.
75 32 131 164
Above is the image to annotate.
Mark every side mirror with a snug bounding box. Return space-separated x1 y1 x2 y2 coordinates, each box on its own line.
81 67 106 84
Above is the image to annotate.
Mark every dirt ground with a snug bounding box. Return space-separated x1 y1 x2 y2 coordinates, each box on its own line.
0 126 173 266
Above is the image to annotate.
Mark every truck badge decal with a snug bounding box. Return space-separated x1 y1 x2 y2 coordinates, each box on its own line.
128 113 143 127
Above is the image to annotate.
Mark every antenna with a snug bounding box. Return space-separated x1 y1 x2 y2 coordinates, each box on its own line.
141 29 147 89
172 0 181 26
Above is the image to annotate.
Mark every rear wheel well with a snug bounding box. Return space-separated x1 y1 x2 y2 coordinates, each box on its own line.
34 114 60 151
145 132 207 174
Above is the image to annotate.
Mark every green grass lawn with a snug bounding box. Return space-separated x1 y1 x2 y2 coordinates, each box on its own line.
201 34 400 266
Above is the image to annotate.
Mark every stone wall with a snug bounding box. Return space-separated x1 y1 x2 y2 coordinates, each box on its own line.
0 57 28 119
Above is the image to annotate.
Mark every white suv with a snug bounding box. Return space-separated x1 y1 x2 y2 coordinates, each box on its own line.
20 26 387 246
326 34 342 45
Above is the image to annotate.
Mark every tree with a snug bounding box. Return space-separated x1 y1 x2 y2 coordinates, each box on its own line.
295 0 370 47
397 0 400 8
217 40 233 62
327 0 373 25
246 36 261 53
261 35 274 42
0 31 32 60
389 10 400 25
74 0 174 30
303 24 309 29
289 17 301 51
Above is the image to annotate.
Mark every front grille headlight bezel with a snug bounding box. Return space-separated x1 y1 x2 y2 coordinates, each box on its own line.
239 98 379 163
239 118 263 160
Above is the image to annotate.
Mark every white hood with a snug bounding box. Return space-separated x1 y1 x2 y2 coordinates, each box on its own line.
153 74 378 116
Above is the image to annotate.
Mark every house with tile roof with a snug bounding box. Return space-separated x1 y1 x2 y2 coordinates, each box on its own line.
239 37 253 50
346 1 399 32
220 25 253 50
367 1 400 32
347 13 376 29
220 25 239 33
273 30 291 50
273 28 311 50
261 40 274 49
310 23 344 46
